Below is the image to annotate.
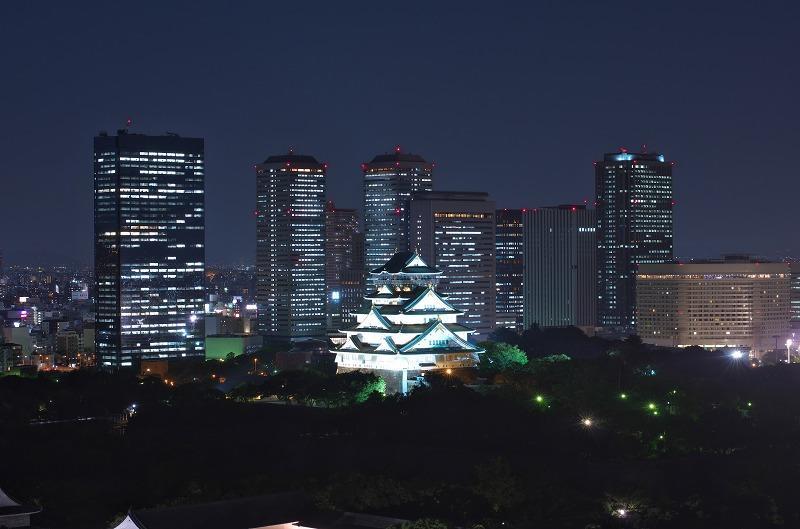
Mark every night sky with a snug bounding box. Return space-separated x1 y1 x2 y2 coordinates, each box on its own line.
3 1 799 265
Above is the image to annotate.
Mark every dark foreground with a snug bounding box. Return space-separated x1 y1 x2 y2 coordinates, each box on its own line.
2 345 800 528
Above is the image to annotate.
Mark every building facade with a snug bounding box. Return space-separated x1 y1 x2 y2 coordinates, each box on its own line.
325 202 365 331
636 259 790 355
596 149 673 332
332 252 483 394
523 205 596 329
256 152 326 340
410 191 496 339
495 209 524 331
362 148 433 272
93 131 205 369
788 261 800 332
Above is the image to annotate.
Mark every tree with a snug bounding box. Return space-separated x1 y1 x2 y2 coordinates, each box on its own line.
472 457 524 513
479 342 528 372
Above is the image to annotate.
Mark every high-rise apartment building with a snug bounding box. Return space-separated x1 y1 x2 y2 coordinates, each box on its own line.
523 205 596 329
596 149 673 332
637 257 790 355
363 147 433 272
325 202 364 331
495 209 524 331
256 152 326 340
94 130 205 369
410 191 496 339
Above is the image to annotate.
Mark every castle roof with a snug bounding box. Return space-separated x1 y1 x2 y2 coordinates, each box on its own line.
369 252 441 275
337 320 482 356
0 486 40 518
353 286 461 316
109 491 406 529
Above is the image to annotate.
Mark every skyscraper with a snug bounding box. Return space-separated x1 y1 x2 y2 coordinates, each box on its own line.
410 191 496 339
596 149 673 332
495 209 524 331
256 152 326 340
523 205 596 329
325 202 364 331
363 147 433 272
93 130 205 369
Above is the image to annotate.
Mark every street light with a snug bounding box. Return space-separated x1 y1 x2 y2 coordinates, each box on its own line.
730 350 744 360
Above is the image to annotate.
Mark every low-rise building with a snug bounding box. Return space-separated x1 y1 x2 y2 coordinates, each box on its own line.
205 334 264 360
636 257 790 355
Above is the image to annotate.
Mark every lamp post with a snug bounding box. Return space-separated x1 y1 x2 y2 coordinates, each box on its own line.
787 339 793 364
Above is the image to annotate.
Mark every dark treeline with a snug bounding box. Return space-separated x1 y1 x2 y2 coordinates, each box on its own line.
2 330 800 528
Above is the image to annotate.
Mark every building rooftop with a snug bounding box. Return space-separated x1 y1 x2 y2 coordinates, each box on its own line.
112 491 406 529
364 148 430 167
0 486 40 518
411 191 490 201
638 261 789 275
261 153 322 166
602 150 666 163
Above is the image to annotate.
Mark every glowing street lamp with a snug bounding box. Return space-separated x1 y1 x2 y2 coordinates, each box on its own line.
581 417 594 428
730 350 744 360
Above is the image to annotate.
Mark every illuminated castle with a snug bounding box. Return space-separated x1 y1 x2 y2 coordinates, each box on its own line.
333 252 483 393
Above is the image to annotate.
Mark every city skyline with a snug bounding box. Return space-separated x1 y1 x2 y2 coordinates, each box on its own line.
3 2 800 265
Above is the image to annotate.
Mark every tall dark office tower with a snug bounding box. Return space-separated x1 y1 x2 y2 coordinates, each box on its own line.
93 130 205 369
325 202 364 331
523 205 596 329
596 149 673 331
363 147 433 272
410 191 496 339
495 209 524 331
256 152 326 340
